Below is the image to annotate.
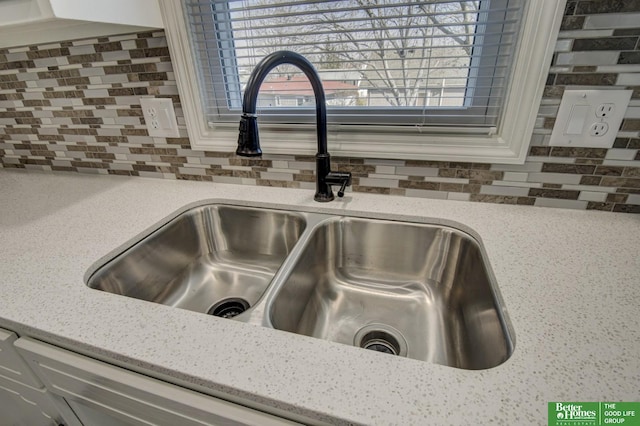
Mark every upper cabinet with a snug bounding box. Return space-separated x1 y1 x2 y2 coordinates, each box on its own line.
0 0 164 48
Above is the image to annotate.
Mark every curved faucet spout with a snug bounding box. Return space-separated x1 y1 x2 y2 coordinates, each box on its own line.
236 50 351 202
241 51 326 154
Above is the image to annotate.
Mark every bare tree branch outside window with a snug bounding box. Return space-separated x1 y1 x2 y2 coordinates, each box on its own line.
226 0 480 108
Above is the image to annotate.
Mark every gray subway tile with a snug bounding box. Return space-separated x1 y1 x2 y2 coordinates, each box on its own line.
616 73 640 86
585 13 640 29
113 117 144 126
102 51 132 62
68 45 96 55
83 89 110 98
147 37 168 48
554 40 573 52
527 173 583 185
502 172 529 182
200 157 230 166
606 149 638 161
447 192 471 201
120 136 153 144
395 166 439 177
138 171 167 179
211 176 244 184
557 29 613 39
480 185 529 197
601 160 640 167
115 96 143 106
79 67 106 77
597 64 640 73
404 189 448 200
626 194 640 205
34 78 59 87
358 177 399 188
491 162 543 172
260 171 294 181
121 40 137 50
72 38 99 46
286 161 315 171
534 198 588 210
16 72 40 81
33 58 61 68
178 166 207 175
0 100 20 108
491 180 543 189
368 173 408 180
100 74 130 84
527 156 577 164
578 191 608 202
107 163 134 171
556 51 619 66
5 52 29 61
108 35 136 43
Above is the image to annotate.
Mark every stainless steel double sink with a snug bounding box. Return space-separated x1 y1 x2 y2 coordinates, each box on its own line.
87 203 514 370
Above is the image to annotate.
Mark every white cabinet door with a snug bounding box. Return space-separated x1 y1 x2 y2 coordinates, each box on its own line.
0 374 63 426
0 328 74 425
15 337 301 426
0 328 44 388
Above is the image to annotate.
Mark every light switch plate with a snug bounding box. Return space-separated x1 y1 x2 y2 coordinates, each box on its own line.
140 98 180 138
549 89 632 148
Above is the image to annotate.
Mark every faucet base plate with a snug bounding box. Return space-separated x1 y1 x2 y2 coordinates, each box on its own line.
314 191 335 202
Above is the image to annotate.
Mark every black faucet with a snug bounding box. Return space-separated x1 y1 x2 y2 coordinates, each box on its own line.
236 51 352 202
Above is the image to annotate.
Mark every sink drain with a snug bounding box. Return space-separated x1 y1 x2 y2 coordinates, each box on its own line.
207 298 250 319
354 324 408 357
360 332 400 355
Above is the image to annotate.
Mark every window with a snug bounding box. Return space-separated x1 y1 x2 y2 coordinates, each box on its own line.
160 0 565 163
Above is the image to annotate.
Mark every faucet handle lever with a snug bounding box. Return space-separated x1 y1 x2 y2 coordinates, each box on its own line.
337 179 349 198
325 171 352 198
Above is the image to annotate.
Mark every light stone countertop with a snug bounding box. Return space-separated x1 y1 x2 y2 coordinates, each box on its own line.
0 169 638 425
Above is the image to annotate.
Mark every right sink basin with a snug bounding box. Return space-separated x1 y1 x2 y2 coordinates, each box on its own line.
268 217 514 370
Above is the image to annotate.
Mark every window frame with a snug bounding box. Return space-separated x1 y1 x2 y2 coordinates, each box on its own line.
197 0 513 128
159 0 566 164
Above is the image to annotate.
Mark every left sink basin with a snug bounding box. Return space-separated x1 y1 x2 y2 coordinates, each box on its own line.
87 204 306 317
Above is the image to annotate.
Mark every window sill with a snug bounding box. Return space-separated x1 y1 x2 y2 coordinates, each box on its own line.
192 123 523 164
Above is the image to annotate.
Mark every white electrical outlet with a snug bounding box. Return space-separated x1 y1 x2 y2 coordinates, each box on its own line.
549 89 632 148
589 122 609 136
140 98 180 138
595 103 614 118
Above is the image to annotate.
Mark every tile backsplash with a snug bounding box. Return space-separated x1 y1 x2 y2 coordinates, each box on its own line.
1 2 639 213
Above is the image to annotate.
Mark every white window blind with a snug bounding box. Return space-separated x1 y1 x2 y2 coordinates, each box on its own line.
183 0 523 133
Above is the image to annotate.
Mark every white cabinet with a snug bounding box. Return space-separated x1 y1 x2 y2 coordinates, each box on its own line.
0 375 64 426
15 337 300 426
1 328 301 426
0 328 74 425
0 328 44 388
0 0 164 49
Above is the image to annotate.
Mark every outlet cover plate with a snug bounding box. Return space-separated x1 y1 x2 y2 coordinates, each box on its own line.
549 89 632 148
140 97 180 138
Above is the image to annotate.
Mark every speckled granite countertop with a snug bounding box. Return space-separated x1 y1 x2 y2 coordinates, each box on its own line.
0 169 638 425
